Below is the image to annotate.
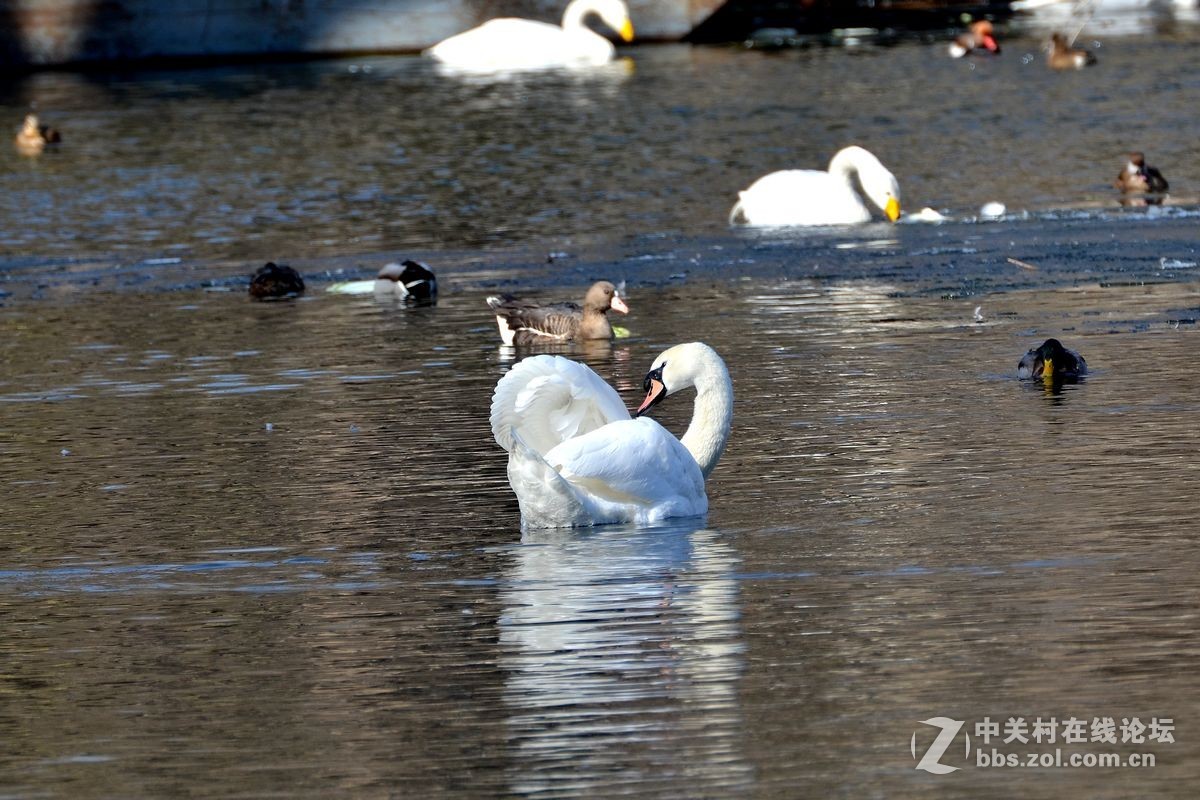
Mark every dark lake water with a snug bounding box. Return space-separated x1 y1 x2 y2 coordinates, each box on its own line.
3 27 1200 798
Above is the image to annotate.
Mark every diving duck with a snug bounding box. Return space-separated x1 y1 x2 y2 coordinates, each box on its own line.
377 260 437 303
1114 152 1168 202
488 280 628 345
249 262 305 300
1017 338 1087 381
949 20 1000 58
1047 33 1096 70
14 114 62 156
327 260 437 304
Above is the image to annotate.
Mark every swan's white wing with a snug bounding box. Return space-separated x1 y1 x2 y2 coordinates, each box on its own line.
427 19 612 71
734 169 871 226
491 355 630 457
507 431 591 527
544 418 707 522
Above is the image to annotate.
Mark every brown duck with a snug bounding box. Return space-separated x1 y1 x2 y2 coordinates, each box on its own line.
949 20 1000 58
1048 33 1096 70
14 114 62 155
1114 152 1168 201
249 262 305 300
488 281 628 345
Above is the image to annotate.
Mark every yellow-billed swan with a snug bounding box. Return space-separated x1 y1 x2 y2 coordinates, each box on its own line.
426 0 635 72
729 145 902 226
490 342 733 528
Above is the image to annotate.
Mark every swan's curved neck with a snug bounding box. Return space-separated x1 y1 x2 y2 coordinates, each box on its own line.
561 0 595 30
681 359 733 478
828 147 873 182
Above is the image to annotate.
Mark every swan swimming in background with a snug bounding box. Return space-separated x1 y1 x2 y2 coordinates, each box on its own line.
490 342 733 528
426 0 635 73
729 145 902 227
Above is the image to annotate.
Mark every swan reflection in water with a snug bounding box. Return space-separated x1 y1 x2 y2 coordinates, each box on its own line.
498 521 752 796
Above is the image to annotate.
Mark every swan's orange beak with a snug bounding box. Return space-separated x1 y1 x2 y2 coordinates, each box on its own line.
885 196 901 222
618 19 635 42
611 294 629 314
635 377 665 417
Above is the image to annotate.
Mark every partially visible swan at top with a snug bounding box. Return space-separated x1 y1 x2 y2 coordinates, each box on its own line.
729 145 902 227
490 342 733 528
426 0 635 73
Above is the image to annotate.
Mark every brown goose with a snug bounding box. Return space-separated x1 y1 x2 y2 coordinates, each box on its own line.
14 114 62 156
1048 33 1096 70
1114 152 1168 202
949 20 1000 58
488 280 628 345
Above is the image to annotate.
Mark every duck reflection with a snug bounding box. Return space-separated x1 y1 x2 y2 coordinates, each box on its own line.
498 521 751 796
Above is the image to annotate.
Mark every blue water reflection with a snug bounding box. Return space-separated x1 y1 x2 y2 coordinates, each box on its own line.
499 521 753 796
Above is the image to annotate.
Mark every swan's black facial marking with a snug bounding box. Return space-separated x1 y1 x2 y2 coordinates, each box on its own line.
635 364 667 417
642 364 664 393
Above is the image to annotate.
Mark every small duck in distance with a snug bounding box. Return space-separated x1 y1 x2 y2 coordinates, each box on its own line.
1114 152 1168 204
1048 32 1096 69
488 280 628 345
249 262 305 300
1018 338 1087 382
949 20 1000 58
14 114 62 156
327 260 437 304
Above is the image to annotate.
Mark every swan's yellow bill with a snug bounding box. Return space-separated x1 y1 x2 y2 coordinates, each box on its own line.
619 19 635 42
885 196 901 222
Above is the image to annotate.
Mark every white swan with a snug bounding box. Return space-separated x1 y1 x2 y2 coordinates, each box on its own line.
426 0 635 73
729 145 902 226
490 342 733 528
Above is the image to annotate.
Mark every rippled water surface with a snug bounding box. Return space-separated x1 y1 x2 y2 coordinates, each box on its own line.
1 32 1198 267
3 27 1200 799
